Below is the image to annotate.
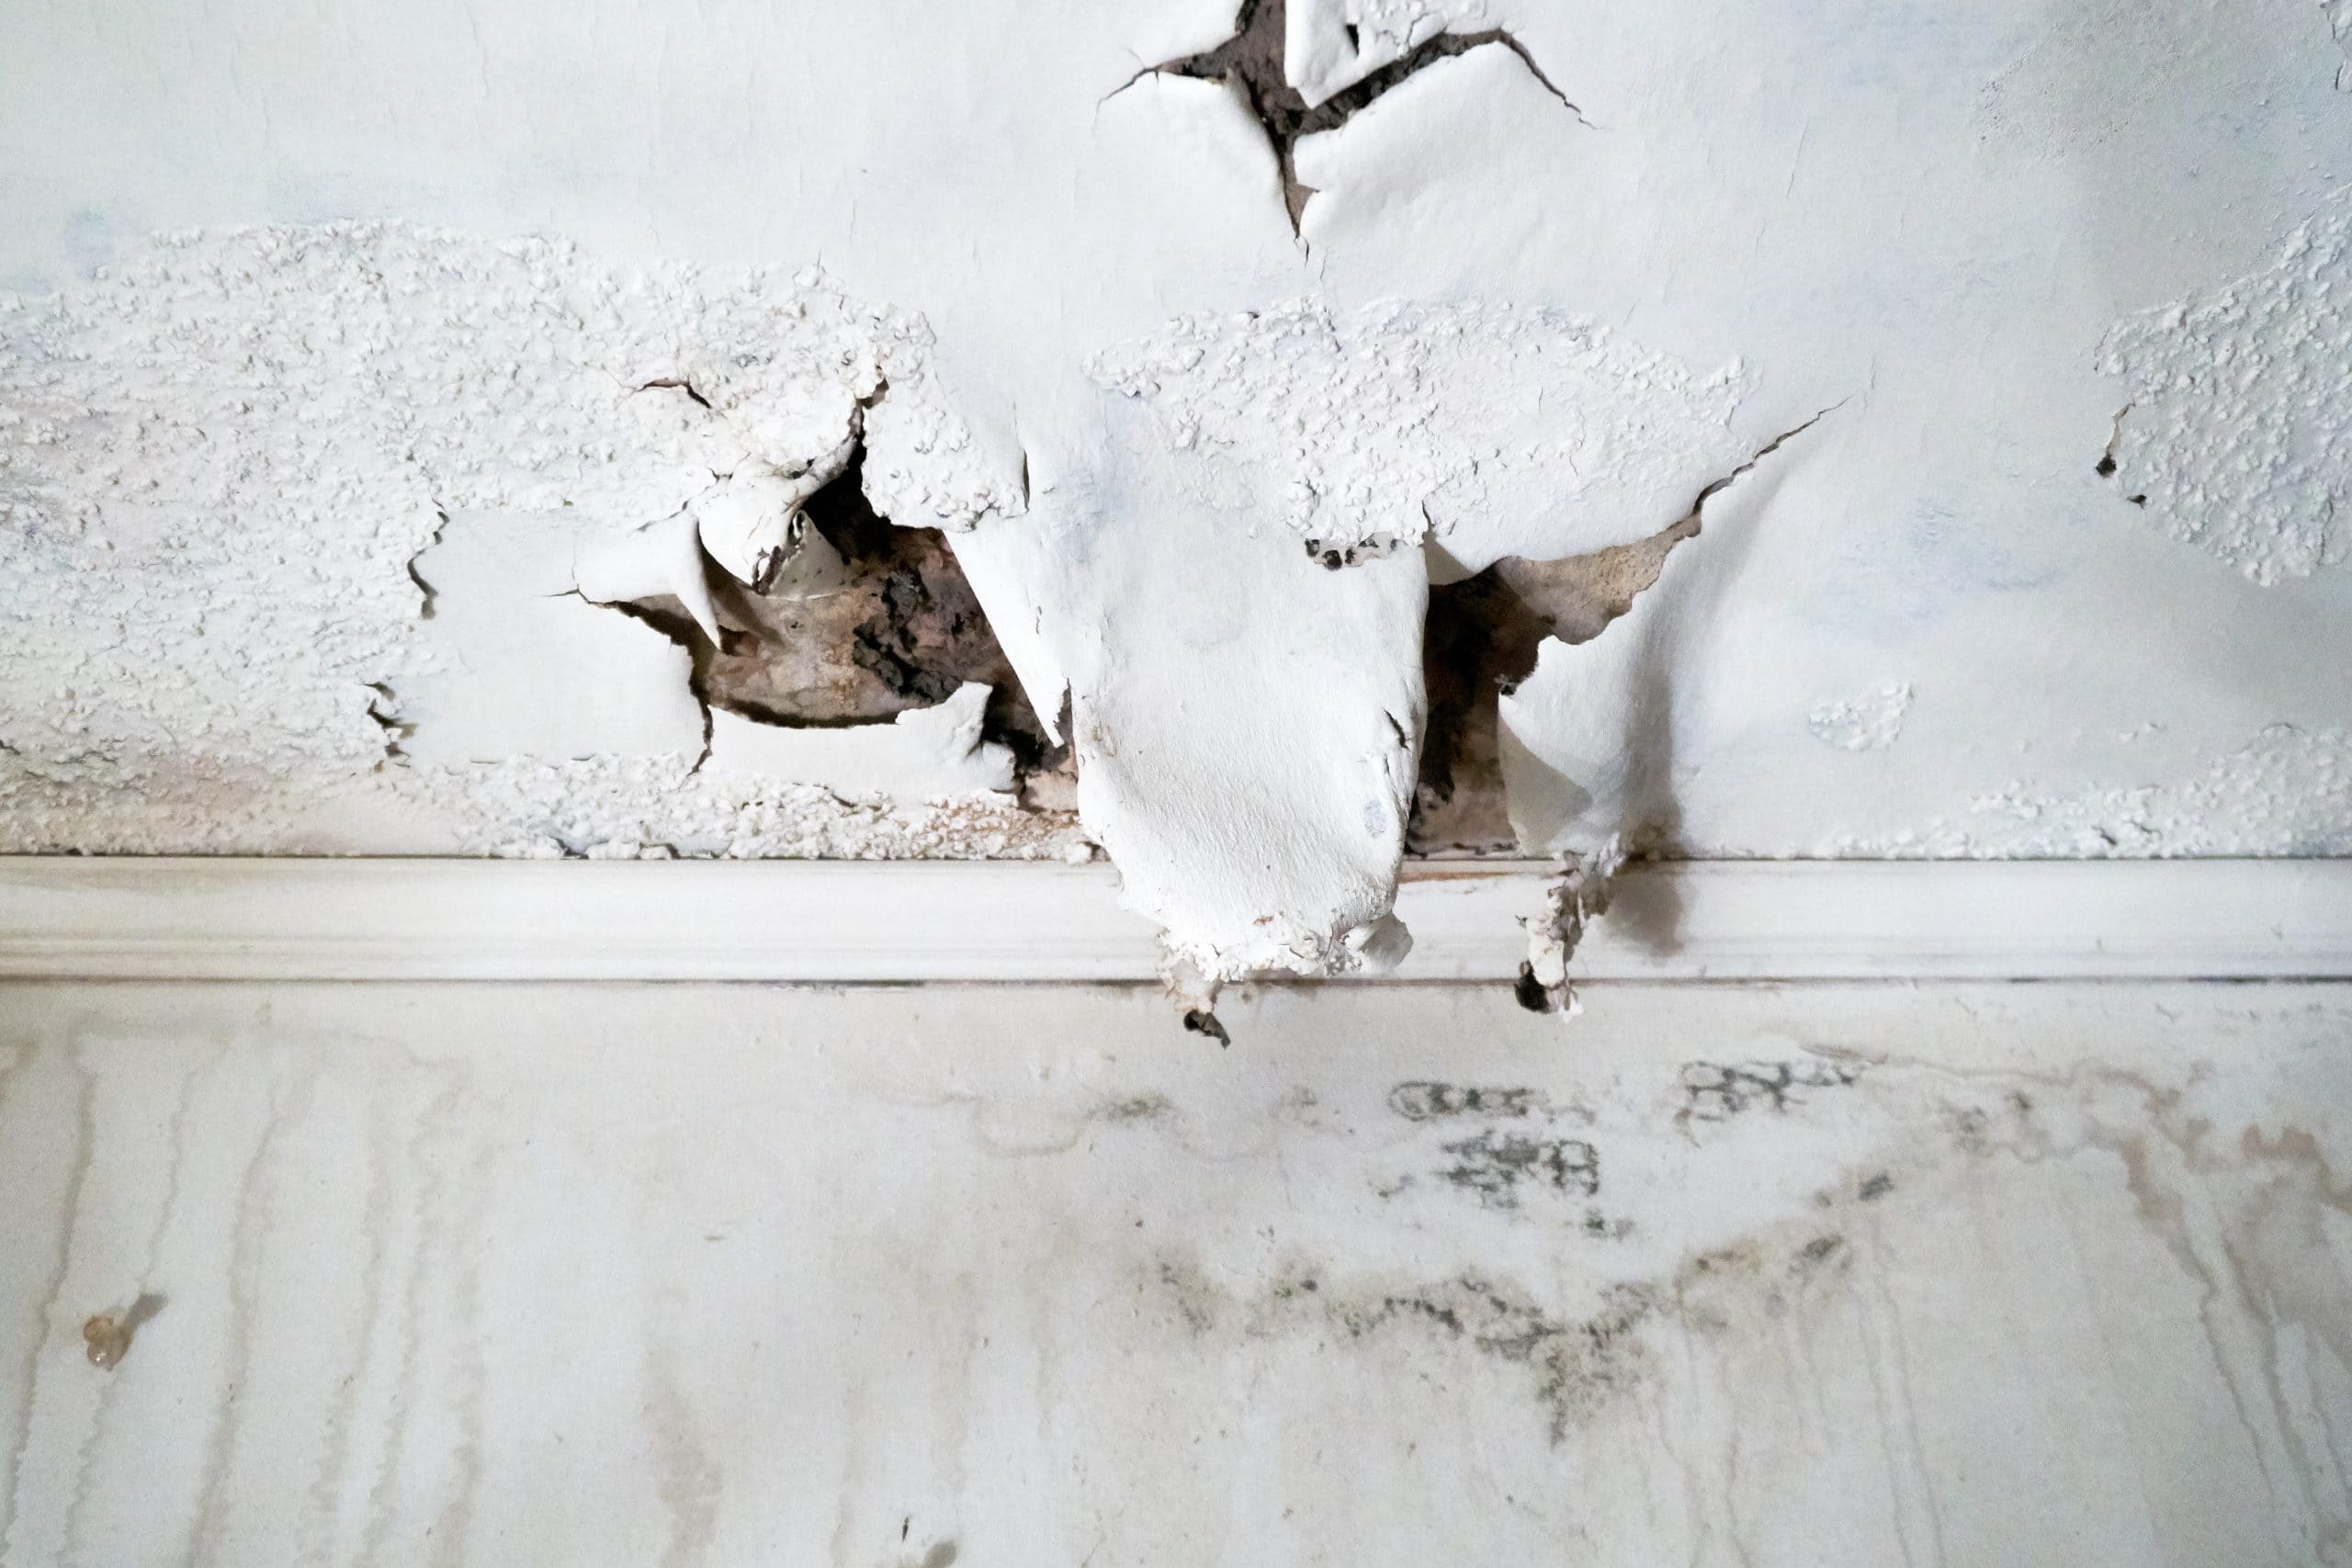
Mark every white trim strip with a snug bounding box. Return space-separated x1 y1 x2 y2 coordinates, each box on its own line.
1 858 2346 983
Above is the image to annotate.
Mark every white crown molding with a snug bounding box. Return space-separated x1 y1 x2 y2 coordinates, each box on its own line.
2 857 2347 984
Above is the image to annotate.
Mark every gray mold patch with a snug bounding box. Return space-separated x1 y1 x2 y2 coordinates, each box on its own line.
2097 187 2352 584
1679 1060 1868 1123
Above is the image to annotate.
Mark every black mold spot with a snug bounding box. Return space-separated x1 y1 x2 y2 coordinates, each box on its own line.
1335 1274 1652 1442
620 447 1070 789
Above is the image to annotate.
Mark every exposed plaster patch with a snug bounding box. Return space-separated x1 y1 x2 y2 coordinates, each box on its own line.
2096 187 2352 584
1807 683 1912 751
699 456 1062 767
0 223 1038 852
1091 297 1748 567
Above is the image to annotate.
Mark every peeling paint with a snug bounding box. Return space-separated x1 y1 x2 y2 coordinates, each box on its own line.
1827 723 2352 858
2097 188 2352 584
0 224 1039 854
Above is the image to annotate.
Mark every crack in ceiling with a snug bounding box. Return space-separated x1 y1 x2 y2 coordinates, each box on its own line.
1119 0 1591 232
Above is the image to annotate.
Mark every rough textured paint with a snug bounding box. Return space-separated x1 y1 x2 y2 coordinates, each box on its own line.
1091 297 1745 569
2098 188 2352 584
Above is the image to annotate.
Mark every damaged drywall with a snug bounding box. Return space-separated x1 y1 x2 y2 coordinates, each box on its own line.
4 0 2351 983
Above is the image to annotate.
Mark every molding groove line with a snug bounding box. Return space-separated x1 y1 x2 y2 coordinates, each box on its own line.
2 858 2348 983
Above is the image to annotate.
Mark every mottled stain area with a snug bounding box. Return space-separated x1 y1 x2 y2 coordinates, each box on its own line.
2098 187 2352 584
4 985 2348 1566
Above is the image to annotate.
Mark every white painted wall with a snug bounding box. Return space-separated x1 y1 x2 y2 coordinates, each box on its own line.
4 0 2348 968
4 980 2348 1565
